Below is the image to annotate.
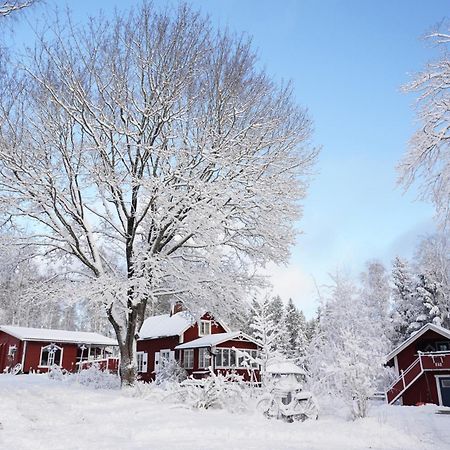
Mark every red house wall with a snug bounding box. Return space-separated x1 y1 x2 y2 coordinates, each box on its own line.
181 314 227 342
402 370 450 406
391 329 450 406
137 336 180 382
0 331 90 374
0 331 23 373
23 341 79 373
396 330 450 371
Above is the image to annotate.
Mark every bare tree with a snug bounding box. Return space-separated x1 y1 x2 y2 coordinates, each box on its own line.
400 24 450 226
0 4 317 385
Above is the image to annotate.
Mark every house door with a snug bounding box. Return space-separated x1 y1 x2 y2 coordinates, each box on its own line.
439 377 450 407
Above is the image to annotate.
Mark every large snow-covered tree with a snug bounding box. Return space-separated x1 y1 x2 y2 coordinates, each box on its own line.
0 4 316 384
309 273 387 419
400 24 450 226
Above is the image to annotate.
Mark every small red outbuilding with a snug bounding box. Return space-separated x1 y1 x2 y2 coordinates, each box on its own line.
386 323 450 406
0 325 118 374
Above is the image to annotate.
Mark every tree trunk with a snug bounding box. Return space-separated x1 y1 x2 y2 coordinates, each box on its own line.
107 302 139 387
118 340 136 387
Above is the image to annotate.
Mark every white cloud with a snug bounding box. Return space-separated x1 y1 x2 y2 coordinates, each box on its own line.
260 262 319 318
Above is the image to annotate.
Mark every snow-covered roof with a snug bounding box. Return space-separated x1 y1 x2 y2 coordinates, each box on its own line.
266 361 306 375
138 311 231 340
175 331 259 349
386 323 450 362
138 312 194 340
0 325 118 346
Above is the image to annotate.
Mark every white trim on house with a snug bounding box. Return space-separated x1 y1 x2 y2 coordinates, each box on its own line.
386 323 450 363
394 355 399 377
136 351 148 373
182 349 194 369
199 320 212 336
21 341 27 370
38 343 64 368
435 374 450 407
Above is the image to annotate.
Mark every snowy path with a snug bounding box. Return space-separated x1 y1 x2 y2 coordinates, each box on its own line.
0 375 449 450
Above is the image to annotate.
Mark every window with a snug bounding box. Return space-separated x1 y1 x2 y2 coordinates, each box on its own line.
40 344 62 367
7 345 17 357
198 348 210 369
199 320 211 336
160 350 171 363
441 379 450 388
136 352 148 373
216 348 260 368
215 348 235 368
436 341 450 352
183 349 194 369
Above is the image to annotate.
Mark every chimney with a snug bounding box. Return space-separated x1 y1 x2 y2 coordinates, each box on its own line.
170 300 183 316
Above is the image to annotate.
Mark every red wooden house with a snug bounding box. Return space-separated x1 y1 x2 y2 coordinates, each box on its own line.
0 325 118 374
386 323 450 406
136 305 261 382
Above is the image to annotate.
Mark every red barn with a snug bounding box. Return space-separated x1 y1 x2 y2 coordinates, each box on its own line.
386 323 450 406
0 325 118 374
137 305 261 383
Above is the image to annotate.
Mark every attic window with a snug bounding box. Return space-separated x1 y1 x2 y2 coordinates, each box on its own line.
436 341 450 352
199 320 211 336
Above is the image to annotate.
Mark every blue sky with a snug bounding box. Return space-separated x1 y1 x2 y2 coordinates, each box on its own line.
10 1 448 316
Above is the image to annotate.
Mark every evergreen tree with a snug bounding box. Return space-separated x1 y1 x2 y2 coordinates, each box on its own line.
390 257 420 345
284 298 308 362
249 298 282 379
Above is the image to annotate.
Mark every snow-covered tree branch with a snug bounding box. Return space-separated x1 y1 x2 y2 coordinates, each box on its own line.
399 23 450 226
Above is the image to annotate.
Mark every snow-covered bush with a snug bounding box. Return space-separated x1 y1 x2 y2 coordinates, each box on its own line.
47 365 67 381
169 371 249 413
75 365 120 390
155 360 187 386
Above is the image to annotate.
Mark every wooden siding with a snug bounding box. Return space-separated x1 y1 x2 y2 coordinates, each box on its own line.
0 331 23 373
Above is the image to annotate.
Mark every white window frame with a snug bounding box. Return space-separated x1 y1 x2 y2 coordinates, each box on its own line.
199 320 212 336
183 349 194 369
39 344 63 368
7 345 17 357
160 349 171 363
435 375 450 406
136 351 148 373
215 348 260 369
198 348 210 369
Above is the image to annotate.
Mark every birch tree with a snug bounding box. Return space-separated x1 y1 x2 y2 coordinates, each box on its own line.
0 4 317 384
400 24 450 226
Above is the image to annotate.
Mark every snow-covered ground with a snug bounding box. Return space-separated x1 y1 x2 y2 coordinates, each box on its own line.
0 374 449 450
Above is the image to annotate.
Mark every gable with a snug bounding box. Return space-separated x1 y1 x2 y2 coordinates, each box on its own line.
386 323 450 362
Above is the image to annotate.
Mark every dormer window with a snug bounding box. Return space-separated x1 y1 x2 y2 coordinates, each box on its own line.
199 320 211 336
